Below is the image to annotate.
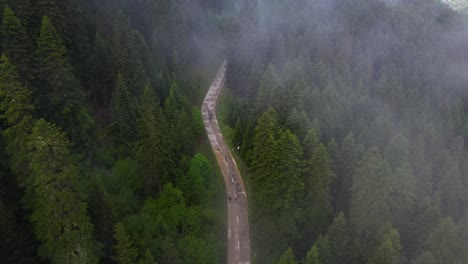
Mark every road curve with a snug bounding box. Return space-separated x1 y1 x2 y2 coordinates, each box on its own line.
202 61 251 264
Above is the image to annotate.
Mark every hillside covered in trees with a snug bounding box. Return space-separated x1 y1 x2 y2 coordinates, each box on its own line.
1 0 468 264
223 0 468 263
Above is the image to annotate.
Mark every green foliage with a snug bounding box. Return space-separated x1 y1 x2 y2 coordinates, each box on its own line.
250 108 304 262
1 6 33 80
178 153 213 205
28 119 99 263
112 222 139 264
35 16 92 144
277 247 297 264
303 142 335 234
191 108 205 137
314 235 331 264
111 73 136 142
327 212 351 264
0 55 34 183
305 245 321 264
137 85 169 197
413 251 436 264
421 217 463 264
350 147 393 239
0 199 43 263
367 228 402 264
112 158 140 192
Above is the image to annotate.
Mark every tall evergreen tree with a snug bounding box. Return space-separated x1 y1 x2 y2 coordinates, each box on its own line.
327 212 351 264
367 229 402 264
1 6 33 80
314 235 331 264
112 222 139 264
111 72 136 143
34 16 92 144
277 247 297 264
421 217 462 264
350 147 393 240
303 142 335 235
333 132 358 214
250 108 304 262
28 119 99 263
305 245 321 264
137 85 168 197
0 55 34 184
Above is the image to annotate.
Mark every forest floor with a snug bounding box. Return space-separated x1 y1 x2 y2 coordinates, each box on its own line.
202 61 251 264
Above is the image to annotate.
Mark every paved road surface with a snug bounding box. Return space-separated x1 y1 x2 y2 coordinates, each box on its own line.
202 61 251 264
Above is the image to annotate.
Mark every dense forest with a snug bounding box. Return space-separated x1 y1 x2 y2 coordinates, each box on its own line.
223 0 468 263
0 0 231 263
1 0 468 264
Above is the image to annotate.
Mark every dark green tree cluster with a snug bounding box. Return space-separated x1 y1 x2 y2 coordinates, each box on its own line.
0 0 228 263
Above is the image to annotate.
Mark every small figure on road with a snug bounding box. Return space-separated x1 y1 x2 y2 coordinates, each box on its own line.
228 196 231 202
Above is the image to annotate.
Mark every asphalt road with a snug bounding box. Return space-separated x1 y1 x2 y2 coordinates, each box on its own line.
201 61 251 264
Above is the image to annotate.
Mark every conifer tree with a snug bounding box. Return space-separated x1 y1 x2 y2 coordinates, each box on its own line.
350 147 393 239
277 247 297 264
112 222 139 264
139 249 158 264
253 65 277 119
111 73 136 142
333 132 358 214
367 229 402 264
28 119 99 263
413 251 436 264
422 217 462 264
303 142 335 234
0 55 34 184
327 212 351 264
35 16 92 144
315 235 331 264
251 108 303 262
1 6 33 80
305 245 321 264
137 85 168 196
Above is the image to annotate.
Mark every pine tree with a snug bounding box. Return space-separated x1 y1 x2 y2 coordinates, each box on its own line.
28 119 99 263
350 147 393 239
139 249 158 264
277 247 297 264
112 10 148 95
303 142 335 235
327 212 351 264
0 55 34 184
112 222 139 264
422 217 462 264
111 73 136 142
3 0 35 29
137 85 168 196
413 251 436 264
253 64 277 119
315 235 331 264
35 16 92 144
305 245 321 264
1 6 33 80
433 150 463 217
367 228 402 264
333 132 358 214
250 108 303 262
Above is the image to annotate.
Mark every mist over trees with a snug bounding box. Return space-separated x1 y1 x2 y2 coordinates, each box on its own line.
222 0 468 263
0 0 467 264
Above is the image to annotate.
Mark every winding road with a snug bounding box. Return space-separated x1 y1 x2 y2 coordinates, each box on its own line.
202 61 251 264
